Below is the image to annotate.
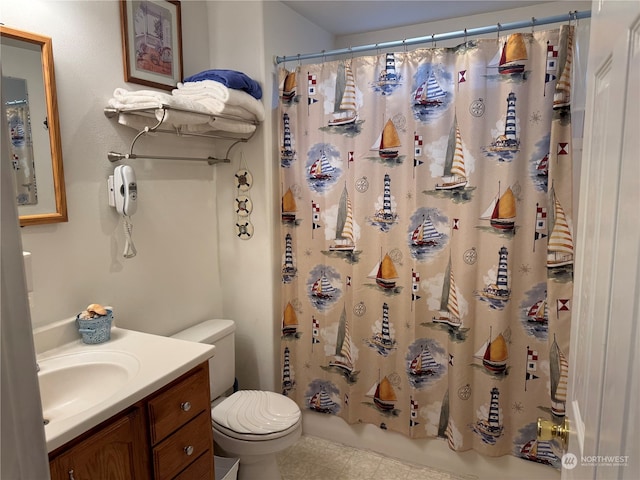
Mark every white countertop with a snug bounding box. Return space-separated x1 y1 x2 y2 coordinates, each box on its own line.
36 324 215 452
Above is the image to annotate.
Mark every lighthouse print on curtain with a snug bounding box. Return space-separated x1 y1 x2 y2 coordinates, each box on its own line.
279 26 575 467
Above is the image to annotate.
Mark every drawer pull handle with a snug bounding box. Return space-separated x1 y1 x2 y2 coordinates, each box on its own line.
180 401 192 412
68 470 76 480
184 445 194 456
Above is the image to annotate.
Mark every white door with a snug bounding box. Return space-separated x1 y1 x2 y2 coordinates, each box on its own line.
563 0 640 479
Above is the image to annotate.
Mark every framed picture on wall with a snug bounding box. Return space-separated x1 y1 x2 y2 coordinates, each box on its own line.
120 0 183 91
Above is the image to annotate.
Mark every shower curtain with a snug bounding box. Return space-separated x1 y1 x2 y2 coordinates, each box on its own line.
278 25 574 466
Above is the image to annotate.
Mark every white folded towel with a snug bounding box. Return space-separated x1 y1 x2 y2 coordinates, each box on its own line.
185 96 259 122
109 87 259 134
173 80 265 122
204 117 256 135
117 110 256 136
109 88 212 126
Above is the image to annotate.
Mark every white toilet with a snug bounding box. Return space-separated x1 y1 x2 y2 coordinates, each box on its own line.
172 319 301 480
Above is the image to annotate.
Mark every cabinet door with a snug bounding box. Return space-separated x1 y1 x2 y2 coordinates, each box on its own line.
50 409 150 480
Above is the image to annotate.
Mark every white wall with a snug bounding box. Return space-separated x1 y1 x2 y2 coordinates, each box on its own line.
336 1 591 49
209 1 333 391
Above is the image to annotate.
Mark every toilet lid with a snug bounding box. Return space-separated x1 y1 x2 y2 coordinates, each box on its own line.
211 390 301 435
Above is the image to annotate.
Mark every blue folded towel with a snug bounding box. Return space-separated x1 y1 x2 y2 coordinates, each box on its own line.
183 69 262 99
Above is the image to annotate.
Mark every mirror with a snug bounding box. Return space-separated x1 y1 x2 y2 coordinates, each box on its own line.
1 26 67 226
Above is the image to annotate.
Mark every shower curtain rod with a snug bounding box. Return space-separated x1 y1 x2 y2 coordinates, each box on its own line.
275 9 590 65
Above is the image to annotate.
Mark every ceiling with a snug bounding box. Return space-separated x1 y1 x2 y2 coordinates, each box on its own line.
281 1 551 36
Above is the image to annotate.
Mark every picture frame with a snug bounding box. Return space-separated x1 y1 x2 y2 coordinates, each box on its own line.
120 0 183 91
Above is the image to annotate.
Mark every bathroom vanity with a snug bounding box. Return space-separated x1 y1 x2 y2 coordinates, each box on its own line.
49 363 214 479
33 318 216 480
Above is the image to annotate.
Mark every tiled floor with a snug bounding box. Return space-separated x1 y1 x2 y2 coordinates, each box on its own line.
276 435 478 480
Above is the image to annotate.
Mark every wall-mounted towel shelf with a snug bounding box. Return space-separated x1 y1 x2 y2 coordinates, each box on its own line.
104 105 258 164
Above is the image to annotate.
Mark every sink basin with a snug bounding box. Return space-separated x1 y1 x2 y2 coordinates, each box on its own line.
38 350 140 424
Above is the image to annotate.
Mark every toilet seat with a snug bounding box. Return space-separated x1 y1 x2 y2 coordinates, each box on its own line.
211 390 301 440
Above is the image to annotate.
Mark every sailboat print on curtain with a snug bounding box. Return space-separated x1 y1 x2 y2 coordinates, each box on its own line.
520 283 549 339
326 305 359 382
367 251 400 292
549 334 568 417
547 186 573 273
280 113 296 167
553 28 573 110
373 53 401 94
370 119 402 161
369 173 398 231
281 69 297 103
365 372 398 414
328 62 359 127
281 233 297 283
484 92 520 160
432 259 463 329
308 266 341 310
536 153 549 177
281 187 298 225
480 182 516 233
488 33 529 78
409 209 448 260
412 215 442 247
473 326 509 375
413 70 448 107
309 150 337 181
328 185 357 255
518 437 561 467
470 387 504 445
307 380 340 414
406 339 444 387
435 115 468 191
367 302 397 356
282 302 300 338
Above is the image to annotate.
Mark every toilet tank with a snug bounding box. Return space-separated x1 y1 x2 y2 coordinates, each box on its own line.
171 319 235 401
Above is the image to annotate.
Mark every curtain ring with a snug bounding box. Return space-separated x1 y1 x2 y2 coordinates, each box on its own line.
349 46 353 60
432 34 436 48
376 43 380 56
496 22 501 44
321 49 326 65
297 53 301 67
464 28 467 45
403 38 407 53
531 17 536 34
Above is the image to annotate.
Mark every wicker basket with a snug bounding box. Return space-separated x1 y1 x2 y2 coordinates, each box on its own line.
76 310 113 344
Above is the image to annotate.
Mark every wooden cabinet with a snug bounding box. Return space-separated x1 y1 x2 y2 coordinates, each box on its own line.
49 407 149 480
49 363 214 480
148 365 214 480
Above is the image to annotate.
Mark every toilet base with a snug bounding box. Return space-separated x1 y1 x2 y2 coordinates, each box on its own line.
213 421 301 480
237 454 282 480
214 444 284 480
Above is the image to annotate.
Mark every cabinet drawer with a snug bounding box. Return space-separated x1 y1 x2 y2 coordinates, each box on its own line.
173 452 214 480
148 366 210 444
152 412 213 480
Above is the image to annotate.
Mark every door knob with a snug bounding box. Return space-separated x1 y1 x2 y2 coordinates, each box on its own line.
537 417 569 448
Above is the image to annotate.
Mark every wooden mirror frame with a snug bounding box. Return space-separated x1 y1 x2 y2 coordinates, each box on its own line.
1 26 67 226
